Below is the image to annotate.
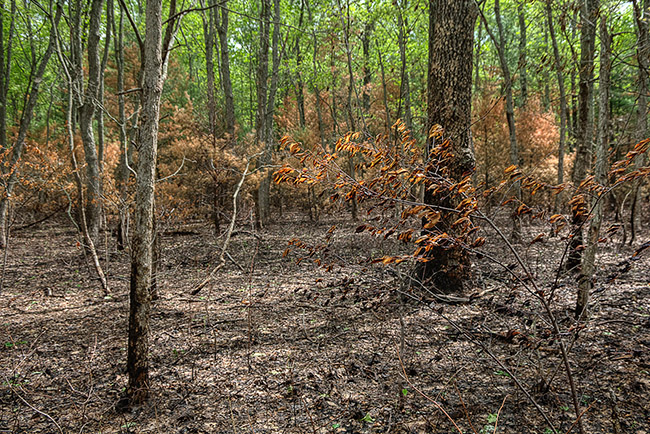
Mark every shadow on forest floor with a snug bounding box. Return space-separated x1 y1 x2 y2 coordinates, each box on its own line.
1 214 649 433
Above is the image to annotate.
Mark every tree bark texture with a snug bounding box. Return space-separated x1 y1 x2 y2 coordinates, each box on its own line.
114 8 131 250
420 0 477 294
255 0 271 227
203 0 217 138
576 16 611 320
631 0 648 244
572 0 598 184
216 0 235 143
127 0 165 405
567 0 598 271
77 0 105 245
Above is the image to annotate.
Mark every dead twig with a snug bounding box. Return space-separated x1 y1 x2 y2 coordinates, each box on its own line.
396 342 464 434
192 157 255 295
7 381 64 434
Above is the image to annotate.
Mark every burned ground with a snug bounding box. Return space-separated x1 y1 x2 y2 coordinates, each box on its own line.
1 214 649 433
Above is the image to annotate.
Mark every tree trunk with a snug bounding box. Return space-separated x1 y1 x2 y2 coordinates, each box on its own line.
474 18 482 95
546 0 568 212
256 0 281 227
567 0 598 271
305 0 325 146
0 0 16 249
420 0 477 294
481 0 521 241
396 0 412 131
126 0 166 405
0 2 60 249
362 18 373 113
630 0 648 244
295 0 306 129
97 0 112 176
216 0 235 143
337 0 359 220
576 16 611 320
114 8 130 250
572 0 598 184
255 0 271 228
517 0 527 107
377 43 392 135
203 0 217 138
0 0 15 159
77 0 105 245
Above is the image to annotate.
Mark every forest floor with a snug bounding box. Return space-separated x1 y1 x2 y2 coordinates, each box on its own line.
1 212 649 434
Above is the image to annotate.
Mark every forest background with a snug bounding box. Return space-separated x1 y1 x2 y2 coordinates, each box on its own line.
1 0 650 433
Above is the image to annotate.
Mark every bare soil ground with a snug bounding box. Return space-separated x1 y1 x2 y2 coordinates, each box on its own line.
1 213 649 433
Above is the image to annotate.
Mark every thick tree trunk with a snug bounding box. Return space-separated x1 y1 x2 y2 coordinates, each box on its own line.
546 0 568 212
577 16 611 320
202 0 220 234
126 0 165 405
420 0 477 294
